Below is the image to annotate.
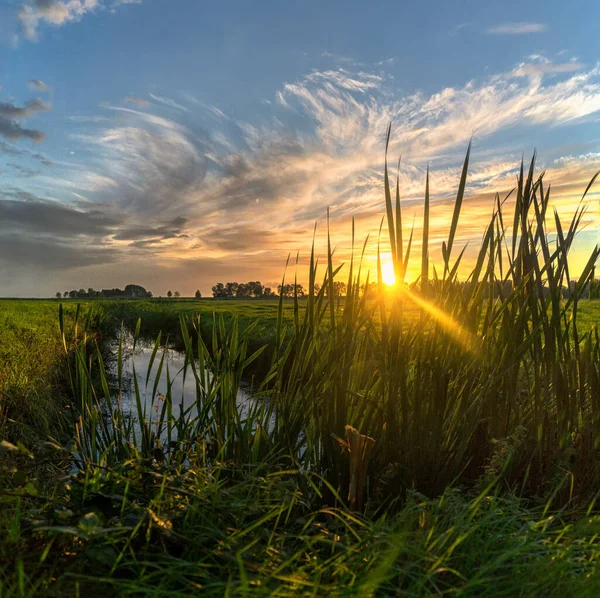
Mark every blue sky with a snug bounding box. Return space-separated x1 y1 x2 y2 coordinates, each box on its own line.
1 0 600 296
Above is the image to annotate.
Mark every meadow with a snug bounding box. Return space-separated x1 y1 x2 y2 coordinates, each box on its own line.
2 141 600 596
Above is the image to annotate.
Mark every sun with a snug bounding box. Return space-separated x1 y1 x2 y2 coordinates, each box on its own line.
381 259 396 286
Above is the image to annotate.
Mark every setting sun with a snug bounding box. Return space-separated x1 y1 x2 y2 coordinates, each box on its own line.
381 259 396 286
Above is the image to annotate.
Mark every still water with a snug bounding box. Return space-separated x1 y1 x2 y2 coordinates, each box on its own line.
116 334 252 424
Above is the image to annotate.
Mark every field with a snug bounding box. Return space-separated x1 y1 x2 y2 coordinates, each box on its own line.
2 150 600 596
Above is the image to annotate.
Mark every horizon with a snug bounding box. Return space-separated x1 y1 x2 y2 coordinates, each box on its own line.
2 0 600 297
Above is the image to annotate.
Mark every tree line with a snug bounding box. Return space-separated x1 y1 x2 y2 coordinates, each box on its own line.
211 281 276 298
56 284 152 299
210 281 357 298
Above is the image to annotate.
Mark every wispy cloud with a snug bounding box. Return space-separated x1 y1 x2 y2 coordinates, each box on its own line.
28 78 50 92
123 95 149 106
148 93 190 112
4 57 600 295
512 61 583 78
448 22 472 37
486 22 546 35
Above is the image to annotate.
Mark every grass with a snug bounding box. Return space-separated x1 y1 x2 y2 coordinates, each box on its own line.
2 134 600 595
0 301 81 449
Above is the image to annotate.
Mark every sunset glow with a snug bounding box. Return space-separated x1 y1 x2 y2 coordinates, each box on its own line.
381 259 396 287
1 2 599 297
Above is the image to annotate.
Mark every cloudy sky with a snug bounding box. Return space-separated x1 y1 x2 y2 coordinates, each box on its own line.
1 0 600 296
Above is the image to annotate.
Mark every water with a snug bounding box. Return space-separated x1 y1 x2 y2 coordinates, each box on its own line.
116 333 253 429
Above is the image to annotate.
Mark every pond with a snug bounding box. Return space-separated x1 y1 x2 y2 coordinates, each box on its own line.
114 332 254 432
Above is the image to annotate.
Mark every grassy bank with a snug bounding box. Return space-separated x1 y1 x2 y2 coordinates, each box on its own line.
0 301 81 449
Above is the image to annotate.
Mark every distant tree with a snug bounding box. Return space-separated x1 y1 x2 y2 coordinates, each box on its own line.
236 283 250 298
195 289 202 299
360 282 378 297
147 291 153 298
224 282 239 298
167 290 173 298
64 291 69 299
78 288 86 297
333 281 347 298
277 283 304 297
262 287 274 298
248 281 264 297
124 284 150 298
212 283 226 298
174 291 181 298
55 292 61 299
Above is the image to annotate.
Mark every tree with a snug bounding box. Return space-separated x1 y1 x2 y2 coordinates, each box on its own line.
224 282 239 298
248 281 264 297
277 283 304 297
236 283 250 298
167 290 173 298
55 292 61 299
333 281 347 298
195 289 202 299
360 282 378 297
174 291 181 298
212 283 226 298
124 284 150 298
64 291 69 299
262 287 274 298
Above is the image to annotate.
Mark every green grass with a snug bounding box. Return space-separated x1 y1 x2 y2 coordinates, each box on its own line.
0 301 74 448
3 136 600 595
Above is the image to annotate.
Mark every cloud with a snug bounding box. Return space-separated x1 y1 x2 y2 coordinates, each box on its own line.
0 98 51 118
0 139 52 164
0 234 118 269
448 22 472 37
149 92 190 112
0 119 46 142
486 22 547 35
0 191 119 237
75 115 209 217
512 61 583 79
111 217 189 242
18 0 100 41
73 61 600 244
6 162 40 177
10 57 600 295
123 95 149 106
17 0 143 41
28 79 49 92
0 98 51 142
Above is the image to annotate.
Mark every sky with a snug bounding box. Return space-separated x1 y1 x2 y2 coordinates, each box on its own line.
1 0 600 297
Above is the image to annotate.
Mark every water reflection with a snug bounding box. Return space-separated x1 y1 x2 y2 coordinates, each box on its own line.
117 334 252 423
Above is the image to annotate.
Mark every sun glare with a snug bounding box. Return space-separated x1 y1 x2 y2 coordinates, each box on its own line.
381 259 396 286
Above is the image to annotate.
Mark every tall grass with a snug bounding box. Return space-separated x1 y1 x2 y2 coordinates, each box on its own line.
3 131 600 594
61 132 600 503
268 135 600 503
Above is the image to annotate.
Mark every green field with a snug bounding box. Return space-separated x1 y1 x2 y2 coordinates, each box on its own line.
3 150 600 595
